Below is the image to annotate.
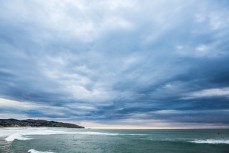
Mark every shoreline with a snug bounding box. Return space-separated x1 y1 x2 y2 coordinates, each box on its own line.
0 126 229 130
0 126 85 128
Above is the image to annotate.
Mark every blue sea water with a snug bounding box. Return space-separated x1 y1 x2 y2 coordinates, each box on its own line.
0 128 229 153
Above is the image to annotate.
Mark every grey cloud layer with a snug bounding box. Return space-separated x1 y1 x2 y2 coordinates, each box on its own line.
0 0 229 127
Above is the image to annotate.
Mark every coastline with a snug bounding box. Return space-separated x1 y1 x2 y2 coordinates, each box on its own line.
0 119 84 128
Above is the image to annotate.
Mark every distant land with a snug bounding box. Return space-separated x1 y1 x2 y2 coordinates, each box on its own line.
0 119 84 128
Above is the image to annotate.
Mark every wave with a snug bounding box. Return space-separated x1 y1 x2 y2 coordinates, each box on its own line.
28 149 55 153
1 128 146 142
146 138 229 145
190 139 229 144
5 133 32 142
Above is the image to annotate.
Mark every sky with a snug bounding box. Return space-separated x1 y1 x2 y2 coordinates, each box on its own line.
0 0 229 129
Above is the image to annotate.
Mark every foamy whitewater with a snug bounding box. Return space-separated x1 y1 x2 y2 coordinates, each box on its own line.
28 149 55 153
190 139 229 144
0 128 228 153
1 127 145 142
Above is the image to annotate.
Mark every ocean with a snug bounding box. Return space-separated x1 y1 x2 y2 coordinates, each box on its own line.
0 128 229 153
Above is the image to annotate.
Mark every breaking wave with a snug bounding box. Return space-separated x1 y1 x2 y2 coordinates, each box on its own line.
146 138 229 145
0 128 146 142
5 133 32 141
190 139 229 144
28 149 55 153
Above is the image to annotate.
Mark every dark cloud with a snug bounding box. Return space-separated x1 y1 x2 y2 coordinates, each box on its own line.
0 0 229 128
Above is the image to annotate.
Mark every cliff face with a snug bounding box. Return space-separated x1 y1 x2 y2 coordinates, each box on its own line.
0 119 84 128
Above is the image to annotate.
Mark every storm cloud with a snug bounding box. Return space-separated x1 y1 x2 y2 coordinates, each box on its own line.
0 0 229 128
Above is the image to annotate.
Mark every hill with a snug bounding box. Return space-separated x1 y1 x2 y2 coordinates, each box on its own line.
0 119 84 128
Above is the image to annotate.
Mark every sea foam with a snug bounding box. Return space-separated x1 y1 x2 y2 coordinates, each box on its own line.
0 127 145 142
28 149 55 153
5 133 32 141
190 139 229 144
